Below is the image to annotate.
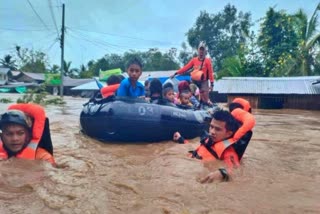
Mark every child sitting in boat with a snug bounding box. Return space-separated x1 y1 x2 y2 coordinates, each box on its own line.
100 75 122 98
116 57 145 98
149 78 163 103
157 83 176 107
162 83 175 104
189 83 200 109
177 90 193 109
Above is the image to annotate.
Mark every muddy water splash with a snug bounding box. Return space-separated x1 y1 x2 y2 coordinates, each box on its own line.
0 94 319 213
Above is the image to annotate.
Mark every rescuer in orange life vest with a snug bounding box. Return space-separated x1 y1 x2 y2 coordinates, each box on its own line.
173 98 255 183
0 103 56 166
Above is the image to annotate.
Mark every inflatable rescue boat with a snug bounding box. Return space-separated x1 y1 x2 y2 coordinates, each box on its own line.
80 97 212 142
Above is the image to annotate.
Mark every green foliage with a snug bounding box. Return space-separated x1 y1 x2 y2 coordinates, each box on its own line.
257 4 320 76
63 60 79 78
15 46 49 73
218 36 264 79
3 4 320 79
44 97 66 105
50 64 60 74
0 55 17 70
186 4 252 71
0 98 13 103
286 5 320 76
16 84 65 106
258 8 300 76
78 48 180 78
178 42 195 65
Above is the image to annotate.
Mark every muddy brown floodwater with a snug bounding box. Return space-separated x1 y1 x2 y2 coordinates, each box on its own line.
0 93 319 214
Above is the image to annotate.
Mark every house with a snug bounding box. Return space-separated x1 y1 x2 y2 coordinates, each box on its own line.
71 79 105 97
11 71 93 95
214 76 320 110
14 71 45 84
0 67 10 85
63 76 93 96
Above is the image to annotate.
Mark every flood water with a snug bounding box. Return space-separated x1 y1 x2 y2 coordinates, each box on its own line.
0 93 319 214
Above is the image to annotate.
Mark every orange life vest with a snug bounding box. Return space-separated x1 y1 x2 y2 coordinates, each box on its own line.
101 84 120 98
0 103 46 160
191 137 236 161
232 98 251 112
231 108 255 141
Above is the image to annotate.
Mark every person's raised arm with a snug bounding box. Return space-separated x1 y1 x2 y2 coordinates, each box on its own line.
207 58 214 91
171 58 195 78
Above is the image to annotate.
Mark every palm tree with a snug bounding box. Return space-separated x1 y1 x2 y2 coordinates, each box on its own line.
63 60 79 78
0 55 17 70
285 4 320 76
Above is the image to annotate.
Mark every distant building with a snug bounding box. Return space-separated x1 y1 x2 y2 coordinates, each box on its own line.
214 76 320 110
14 71 45 84
11 71 92 96
0 67 10 85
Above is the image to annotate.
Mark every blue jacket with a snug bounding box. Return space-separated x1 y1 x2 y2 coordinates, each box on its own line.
117 78 145 97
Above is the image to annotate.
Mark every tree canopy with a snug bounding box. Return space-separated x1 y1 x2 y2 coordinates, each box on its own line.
2 4 320 79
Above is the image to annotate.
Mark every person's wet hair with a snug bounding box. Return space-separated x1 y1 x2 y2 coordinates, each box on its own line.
163 82 173 90
106 75 121 85
229 102 244 112
212 109 239 133
163 86 174 97
117 74 125 81
126 57 143 69
144 80 150 87
178 81 190 94
179 90 190 98
149 78 162 97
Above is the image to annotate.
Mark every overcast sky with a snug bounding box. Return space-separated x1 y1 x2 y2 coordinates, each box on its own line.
1 0 319 68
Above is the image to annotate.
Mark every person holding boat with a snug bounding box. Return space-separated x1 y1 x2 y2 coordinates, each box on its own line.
173 98 255 183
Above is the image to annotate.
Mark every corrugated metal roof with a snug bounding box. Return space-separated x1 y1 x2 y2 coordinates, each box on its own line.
215 76 320 95
22 72 45 80
63 77 92 87
0 67 10 74
71 80 105 90
140 70 176 81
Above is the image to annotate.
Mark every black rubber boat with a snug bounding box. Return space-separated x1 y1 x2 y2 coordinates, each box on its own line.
80 97 212 142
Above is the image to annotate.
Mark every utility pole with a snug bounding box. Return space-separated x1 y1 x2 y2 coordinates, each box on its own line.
60 3 65 97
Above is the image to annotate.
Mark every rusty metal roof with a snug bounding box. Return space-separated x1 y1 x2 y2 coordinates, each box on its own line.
215 76 320 95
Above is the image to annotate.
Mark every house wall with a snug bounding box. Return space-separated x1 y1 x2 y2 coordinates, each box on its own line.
0 73 8 85
227 94 320 110
284 95 320 110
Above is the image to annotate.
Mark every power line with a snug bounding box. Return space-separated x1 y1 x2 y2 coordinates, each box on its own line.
48 0 60 37
68 27 179 46
26 0 51 31
45 38 59 53
68 28 174 52
69 29 131 51
68 31 112 53
0 27 52 32
0 32 58 52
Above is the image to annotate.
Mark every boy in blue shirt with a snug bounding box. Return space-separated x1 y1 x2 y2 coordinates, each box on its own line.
117 57 145 97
